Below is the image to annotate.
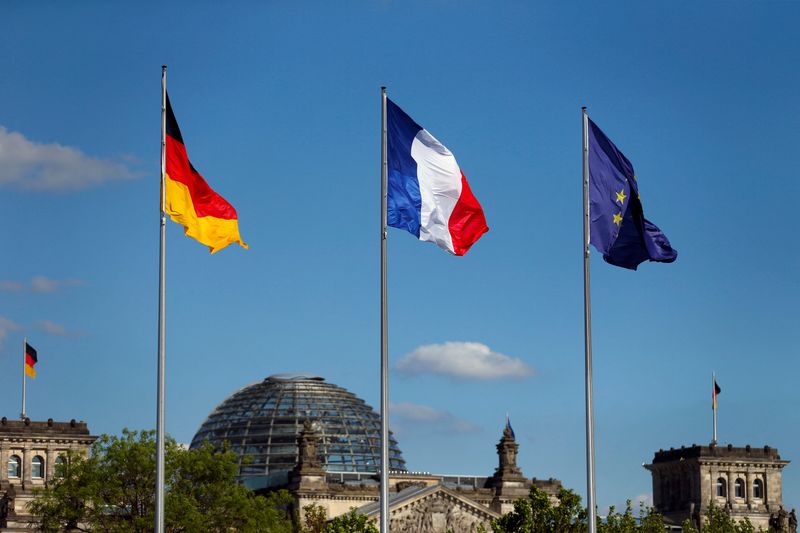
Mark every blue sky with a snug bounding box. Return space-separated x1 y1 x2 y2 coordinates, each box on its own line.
1 0 799 514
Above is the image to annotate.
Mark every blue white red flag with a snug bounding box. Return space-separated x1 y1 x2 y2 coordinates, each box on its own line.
386 98 488 256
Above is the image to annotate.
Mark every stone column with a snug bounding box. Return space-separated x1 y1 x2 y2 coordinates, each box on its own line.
22 446 32 487
45 448 56 483
707 467 717 506
746 470 753 508
726 471 733 508
0 448 8 482
766 466 782 509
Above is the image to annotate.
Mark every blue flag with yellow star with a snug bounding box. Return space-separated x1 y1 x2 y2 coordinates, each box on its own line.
588 118 677 270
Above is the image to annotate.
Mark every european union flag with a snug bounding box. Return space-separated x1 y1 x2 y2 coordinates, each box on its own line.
588 119 677 270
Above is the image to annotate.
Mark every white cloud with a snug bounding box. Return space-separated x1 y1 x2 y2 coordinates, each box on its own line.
390 402 481 435
391 402 448 423
0 317 22 349
35 320 67 336
0 276 86 293
395 341 533 380
0 126 136 191
0 280 23 292
35 320 84 338
31 276 85 293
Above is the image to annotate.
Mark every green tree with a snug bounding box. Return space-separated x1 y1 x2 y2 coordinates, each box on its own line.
26 450 96 532
300 505 378 533
598 501 665 533
324 508 379 533
300 503 328 533
680 500 756 533
491 485 588 532
492 487 667 533
28 429 293 533
635 502 668 533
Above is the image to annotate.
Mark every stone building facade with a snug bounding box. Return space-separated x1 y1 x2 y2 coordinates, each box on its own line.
282 422 561 532
644 443 790 530
0 417 96 532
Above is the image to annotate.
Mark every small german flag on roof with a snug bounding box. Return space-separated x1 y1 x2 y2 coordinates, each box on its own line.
25 342 37 379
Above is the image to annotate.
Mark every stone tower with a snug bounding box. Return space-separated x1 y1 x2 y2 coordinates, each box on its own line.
644 443 790 530
0 417 96 530
486 424 532 514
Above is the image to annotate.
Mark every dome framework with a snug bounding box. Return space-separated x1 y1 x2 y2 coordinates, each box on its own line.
191 374 405 485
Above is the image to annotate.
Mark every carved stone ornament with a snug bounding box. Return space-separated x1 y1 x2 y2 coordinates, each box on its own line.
297 419 322 470
389 492 492 533
495 426 522 477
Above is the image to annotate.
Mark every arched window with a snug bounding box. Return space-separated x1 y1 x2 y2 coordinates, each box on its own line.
716 477 727 497
753 478 764 499
53 455 66 478
31 455 44 478
7 455 21 478
735 478 745 498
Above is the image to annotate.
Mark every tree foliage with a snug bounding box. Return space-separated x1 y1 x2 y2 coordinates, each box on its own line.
680 500 756 533
300 503 328 533
491 486 667 533
28 429 293 533
491 486 587 533
325 508 378 533
300 504 378 533
598 501 665 533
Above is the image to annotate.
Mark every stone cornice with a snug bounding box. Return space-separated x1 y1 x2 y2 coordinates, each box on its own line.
359 485 501 521
0 437 96 444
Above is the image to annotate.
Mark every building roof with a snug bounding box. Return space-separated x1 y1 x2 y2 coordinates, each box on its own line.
649 443 787 464
0 417 93 438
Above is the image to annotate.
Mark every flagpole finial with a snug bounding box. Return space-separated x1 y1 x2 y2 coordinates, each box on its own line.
162 64 167 69
582 106 587 111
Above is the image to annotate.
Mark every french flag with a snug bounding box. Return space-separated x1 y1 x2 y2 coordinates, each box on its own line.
387 98 488 256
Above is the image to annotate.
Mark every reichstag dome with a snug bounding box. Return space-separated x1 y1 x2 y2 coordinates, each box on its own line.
190 374 406 488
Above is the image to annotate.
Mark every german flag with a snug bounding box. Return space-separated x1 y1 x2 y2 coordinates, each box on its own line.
25 342 37 379
165 93 247 253
712 380 721 410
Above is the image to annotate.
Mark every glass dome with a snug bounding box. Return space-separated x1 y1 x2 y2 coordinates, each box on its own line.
191 374 406 487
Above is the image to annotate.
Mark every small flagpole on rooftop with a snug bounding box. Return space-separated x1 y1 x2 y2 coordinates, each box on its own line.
712 372 717 445
379 86 390 533
582 107 598 533
21 337 27 420
155 64 167 533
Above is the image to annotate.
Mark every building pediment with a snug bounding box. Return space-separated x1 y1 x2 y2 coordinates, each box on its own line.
359 484 500 533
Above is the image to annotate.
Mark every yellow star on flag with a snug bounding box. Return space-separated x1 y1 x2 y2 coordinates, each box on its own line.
613 212 623 226
615 189 627 205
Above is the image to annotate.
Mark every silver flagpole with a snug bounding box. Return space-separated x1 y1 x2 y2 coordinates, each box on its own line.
712 372 717 445
21 337 26 419
155 64 167 533
379 86 390 533
582 107 597 533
